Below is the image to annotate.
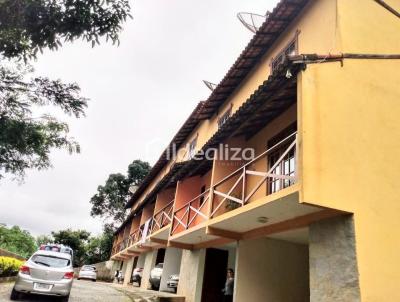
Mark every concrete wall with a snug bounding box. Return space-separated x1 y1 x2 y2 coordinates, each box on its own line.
160 248 183 292
141 250 158 289
235 238 309 302
177 249 206 302
309 216 360 302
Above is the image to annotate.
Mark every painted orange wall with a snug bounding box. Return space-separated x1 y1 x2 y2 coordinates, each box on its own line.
140 202 155 225
155 188 176 214
130 215 141 233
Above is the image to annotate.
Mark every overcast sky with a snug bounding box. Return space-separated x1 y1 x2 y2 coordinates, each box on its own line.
0 0 279 237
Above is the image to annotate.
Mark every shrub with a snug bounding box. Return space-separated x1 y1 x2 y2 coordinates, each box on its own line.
0 256 24 277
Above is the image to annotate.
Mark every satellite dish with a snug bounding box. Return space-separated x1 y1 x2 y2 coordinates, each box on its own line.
129 185 139 194
203 80 217 91
237 12 269 33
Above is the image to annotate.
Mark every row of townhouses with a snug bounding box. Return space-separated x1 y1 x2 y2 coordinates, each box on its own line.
110 0 400 301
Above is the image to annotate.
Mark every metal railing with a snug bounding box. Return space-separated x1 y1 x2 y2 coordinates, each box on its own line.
150 199 174 234
171 133 297 236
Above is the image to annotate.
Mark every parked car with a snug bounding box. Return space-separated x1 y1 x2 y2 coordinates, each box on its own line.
149 263 163 290
11 250 74 302
77 265 97 282
131 267 143 286
167 274 179 293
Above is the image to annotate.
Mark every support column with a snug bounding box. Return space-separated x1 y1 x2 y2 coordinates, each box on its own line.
309 216 361 302
160 248 183 292
177 249 206 302
140 250 158 290
123 257 135 286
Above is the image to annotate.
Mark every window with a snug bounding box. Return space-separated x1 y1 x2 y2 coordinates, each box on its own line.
188 137 197 159
31 255 70 268
267 123 297 194
271 36 298 73
218 107 232 129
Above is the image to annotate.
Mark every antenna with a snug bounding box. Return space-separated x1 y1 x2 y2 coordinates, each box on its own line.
237 12 269 33
203 80 217 91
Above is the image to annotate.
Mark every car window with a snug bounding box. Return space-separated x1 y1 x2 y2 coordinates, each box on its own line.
82 266 95 271
31 255 70 268
155 263 163 268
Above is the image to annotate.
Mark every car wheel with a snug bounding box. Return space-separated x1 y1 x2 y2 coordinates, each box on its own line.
92 279 96 282
77 278 80 280
10 288 21 301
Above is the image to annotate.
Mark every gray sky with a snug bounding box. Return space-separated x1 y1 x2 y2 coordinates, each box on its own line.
0 0 279 237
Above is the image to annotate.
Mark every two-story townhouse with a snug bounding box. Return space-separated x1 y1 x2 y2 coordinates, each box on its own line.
111 0 400 301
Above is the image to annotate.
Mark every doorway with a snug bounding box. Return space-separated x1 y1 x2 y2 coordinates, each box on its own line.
201 248 229 302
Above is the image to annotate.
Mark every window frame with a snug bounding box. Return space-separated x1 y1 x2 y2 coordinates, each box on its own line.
218 104 233 129
271 32 299 74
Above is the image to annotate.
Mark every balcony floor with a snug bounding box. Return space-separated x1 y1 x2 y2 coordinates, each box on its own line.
208 185 318 233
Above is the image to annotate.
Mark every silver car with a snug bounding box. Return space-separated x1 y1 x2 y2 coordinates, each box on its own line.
11 250 74 301
78 265 97 281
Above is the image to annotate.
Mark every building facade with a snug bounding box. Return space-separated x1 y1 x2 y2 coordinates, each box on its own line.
110 0 400 301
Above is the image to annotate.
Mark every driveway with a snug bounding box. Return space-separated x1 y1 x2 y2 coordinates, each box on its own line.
0 280 133 302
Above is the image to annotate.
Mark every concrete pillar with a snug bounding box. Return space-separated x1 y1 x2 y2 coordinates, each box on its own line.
177 249 206 302
309 216 361 302
235 238 309 302
123 257 135 286
136 253 146 269
140 250 158 290
160 248 183 292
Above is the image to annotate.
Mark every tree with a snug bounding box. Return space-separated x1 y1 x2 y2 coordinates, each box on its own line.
0 0 131 60
0 61 87 179
36 234 53 247
52 229 90 267
0 225 37 258
85 225 114 264
0 0 131 179
90 160 151 226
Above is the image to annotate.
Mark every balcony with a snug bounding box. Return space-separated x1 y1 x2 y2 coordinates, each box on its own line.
168 133 323 246
148 199 174 244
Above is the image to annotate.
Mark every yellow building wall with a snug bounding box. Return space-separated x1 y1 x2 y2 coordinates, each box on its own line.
338 0 400 54
174 0 339 168
299 59 400 302
299 2 400 299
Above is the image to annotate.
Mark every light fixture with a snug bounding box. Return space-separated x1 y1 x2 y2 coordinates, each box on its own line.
257 216 269 224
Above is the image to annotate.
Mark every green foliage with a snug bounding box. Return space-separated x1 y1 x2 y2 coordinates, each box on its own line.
85 226 113 264
36 234 53 247
0 0 132 60
0 0 131 179
0 61 88 179
51 229 90 267
90 160 151 225
0 256 24 277
0 225 37 258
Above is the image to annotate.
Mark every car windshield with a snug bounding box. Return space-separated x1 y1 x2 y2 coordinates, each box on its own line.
82 266 95 271
31 255 70 268
155 263 163 268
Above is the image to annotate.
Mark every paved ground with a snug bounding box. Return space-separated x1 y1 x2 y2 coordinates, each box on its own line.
0 280 134 302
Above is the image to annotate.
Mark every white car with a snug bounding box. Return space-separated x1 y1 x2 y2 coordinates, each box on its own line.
11 250 74 301
78 265 97 281
149 263 163 290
